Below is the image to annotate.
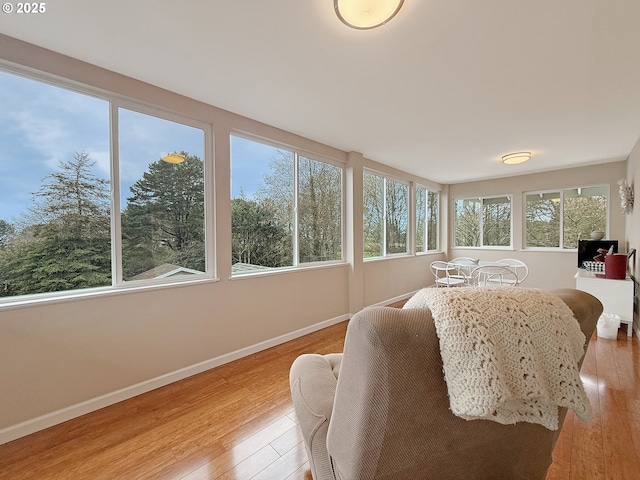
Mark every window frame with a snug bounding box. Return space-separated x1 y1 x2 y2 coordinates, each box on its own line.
229 132 346 276
112 100 215 286
363 169 410 260
0 64 215 306
524 184 609 251
453 194 513 249
415 184 440 253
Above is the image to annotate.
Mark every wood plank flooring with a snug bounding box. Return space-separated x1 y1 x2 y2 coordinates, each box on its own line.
0 315 638 479
546 328 640 480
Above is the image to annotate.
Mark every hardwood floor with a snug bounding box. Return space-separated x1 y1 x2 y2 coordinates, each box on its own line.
0 315 638 479
546 328 640 480
0 322 348 480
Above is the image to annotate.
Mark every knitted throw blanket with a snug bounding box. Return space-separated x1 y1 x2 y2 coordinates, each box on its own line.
404 287 592 430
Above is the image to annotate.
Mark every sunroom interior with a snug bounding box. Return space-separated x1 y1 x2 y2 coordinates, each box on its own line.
1 1 640 446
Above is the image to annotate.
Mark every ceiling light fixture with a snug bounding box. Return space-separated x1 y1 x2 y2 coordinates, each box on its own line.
334 0 405 30
501 152 532 165
161 152 186 164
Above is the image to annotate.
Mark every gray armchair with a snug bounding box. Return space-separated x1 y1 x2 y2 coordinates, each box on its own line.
290 289 602 480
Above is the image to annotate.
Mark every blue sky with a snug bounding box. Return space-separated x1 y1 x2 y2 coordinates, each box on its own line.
230 135 281 199
0 69 273 223
0 71 110 221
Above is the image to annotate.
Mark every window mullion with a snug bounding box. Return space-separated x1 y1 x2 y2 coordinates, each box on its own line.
293 152 299 266
424 189 429 252
479 197 484 247
110 102 123 286
425 193 430 251
382 178 388 256
559 190 565 249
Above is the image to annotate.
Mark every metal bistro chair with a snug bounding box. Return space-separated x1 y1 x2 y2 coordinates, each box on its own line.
471 264 518 287
431 261 466 287
495 258 529 286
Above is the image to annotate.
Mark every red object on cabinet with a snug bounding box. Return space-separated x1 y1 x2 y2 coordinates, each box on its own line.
605 254 627 279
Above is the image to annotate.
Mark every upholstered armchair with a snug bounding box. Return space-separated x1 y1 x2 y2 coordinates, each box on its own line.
289 289 602 480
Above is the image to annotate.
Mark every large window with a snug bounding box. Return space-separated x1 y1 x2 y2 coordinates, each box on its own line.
454 196 511 247
416 185 439 252
525 186 607 249
363 171 409 258
119 108 206 281
230 135 343 275
0 68 210 300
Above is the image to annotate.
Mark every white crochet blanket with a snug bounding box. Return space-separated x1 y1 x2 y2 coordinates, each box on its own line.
404 287 592 430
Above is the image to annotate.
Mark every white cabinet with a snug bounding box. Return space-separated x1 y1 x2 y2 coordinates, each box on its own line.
574 269 634 337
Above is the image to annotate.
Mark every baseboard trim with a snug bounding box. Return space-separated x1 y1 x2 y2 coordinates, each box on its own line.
346 290 420 318
374 290 419 308
0 313 350 446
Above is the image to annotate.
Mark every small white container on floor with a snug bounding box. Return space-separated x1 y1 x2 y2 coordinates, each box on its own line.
596 313 620 340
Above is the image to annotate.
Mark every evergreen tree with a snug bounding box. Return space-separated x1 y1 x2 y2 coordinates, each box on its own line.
122 153 205 279
0 151 111 296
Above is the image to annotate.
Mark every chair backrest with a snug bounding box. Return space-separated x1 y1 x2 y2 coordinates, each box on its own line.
430 261 465 287
326 290 602 480
496 258 529 284
471 264 518 286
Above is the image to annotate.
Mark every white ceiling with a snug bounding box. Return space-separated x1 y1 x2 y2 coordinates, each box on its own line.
2 0 640 184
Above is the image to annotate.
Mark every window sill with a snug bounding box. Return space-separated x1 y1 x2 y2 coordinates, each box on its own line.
0 275 219 311
451 246 515 251
229 261 347 280
363 253 413 263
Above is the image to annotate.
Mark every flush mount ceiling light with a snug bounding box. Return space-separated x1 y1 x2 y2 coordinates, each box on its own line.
161 152 185 164
334 0 405 29
501 152 532 165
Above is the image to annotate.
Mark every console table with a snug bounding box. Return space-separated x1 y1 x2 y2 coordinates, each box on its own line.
574 269 634 337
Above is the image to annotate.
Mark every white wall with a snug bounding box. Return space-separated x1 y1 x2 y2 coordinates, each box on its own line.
0 35 440 442
449 162 628 290
625 135 640 264
625 134 640 334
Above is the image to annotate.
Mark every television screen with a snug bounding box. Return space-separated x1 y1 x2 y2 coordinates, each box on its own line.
578 240 618 268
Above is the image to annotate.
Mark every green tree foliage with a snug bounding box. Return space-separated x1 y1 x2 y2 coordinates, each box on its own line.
0 151 111 296
416 188 439 252
563 194 606 249
385 179 408 254
297 156 342 263
253 151 343 266
426 190 439 251
363 172 384 257
482 197 511 247
455 197 511 247
255 150 294 267
0 220 14 249
525 189 606 249
416 190 427 252
526 195 560 247
121 153 205 279
231 195 288 267
362 173 409 256
455 198 481 247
